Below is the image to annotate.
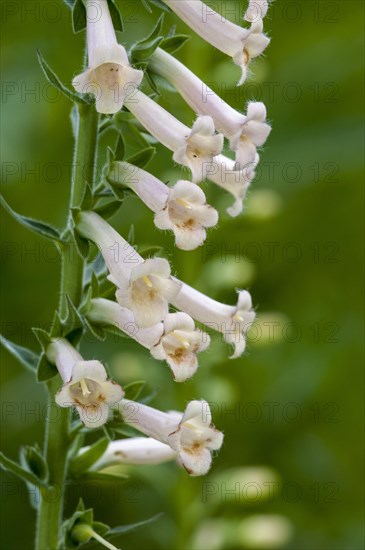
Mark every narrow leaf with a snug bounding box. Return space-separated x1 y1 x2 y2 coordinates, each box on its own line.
0 335 38 373
0 452 47 488
1 194 63 242
36 50 84 103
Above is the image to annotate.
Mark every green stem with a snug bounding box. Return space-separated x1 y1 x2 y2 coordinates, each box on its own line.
35 103 99 550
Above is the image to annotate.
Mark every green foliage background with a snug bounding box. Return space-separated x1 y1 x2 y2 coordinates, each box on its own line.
1 1 364 548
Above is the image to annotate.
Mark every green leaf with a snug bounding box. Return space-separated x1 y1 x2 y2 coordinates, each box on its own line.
80 471 128 483
72 0 86 33
0 335 38 373
32 328 51 352
70 438 109 476
36 353 58 382
148 0 172 12
0 452 47 488
36 49 84 104
126 147 156 169
160 34 190 54
108 0 123 32
106 513 164 539
140 0 153 13
20 444 48 482
50 310 63 338
123 380 146 401
0 194 63 242
94 199 123 220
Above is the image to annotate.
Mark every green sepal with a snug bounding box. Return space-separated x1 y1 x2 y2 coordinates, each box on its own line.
138 245 166 259
0 451 48 488
0 335 38 373
160 34 190 54
32 327 52 352
50 310 63 338
72 0 86 33
147 0 172 12
126 147 156 168
108 0 123 32
20 444 48 482
65 295 84 332
83 316 107 342
114 133 126 161
1 194 64 242
36 352 58 382
36 49 85 104
72 0 123 34
131 36 164 62
69 437 109 477
80 183 94 211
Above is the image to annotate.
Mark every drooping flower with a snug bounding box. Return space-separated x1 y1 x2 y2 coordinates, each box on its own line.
205 154 259 217
47 338 123 428
119 399 223 476
109 163 218 250
161 0 270 84
172 284 256 358
76 211 181 327
72 0 143 114
82 437 178 469
88 299 210 382
124 90 223 182
150 312 210 382
149 48 271 166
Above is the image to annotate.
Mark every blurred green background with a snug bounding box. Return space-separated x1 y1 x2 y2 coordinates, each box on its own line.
1 1 364 549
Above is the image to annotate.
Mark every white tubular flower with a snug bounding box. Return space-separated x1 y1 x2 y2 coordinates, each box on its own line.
124 90 223 182
172 283 256 358
119 399 223 476
150 312 210 382
149 48 271 166
87 298 164 349
205 154 259 217
109 162 218 250
162 0 270 84
76 211 181 328
88 299 210 382
47 338 123 428
154 181 218 251
244 0 270 23
82 437 178 469
72 0 143 114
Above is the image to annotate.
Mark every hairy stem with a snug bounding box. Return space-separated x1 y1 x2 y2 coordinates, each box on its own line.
35 103 99 550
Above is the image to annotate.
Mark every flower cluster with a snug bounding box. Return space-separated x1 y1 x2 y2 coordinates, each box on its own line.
43 0 273 479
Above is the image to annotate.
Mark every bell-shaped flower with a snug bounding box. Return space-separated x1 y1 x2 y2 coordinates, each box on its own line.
162 0 270 84
88 299 210 382
76 211 181 327
82 437 178 469
150 312 210 382
172 283 256 358
149 48 271 166
72 0 143 114
109 163 218 250
205 154 259 217
47 338 123 428
119 399 223 476
124 90 223 182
